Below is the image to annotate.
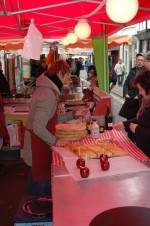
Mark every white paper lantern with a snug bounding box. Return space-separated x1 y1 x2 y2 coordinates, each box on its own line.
74 19 91 39
106 0 139 23
67 32 77 44
61 37 69 46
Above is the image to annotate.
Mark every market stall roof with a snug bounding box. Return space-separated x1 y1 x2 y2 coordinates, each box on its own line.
66 34 132 49
0 34 132 51
0 38 24 50
0 0 150 40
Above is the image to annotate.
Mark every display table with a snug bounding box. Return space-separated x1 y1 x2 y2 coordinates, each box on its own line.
51 130 150 226
52 169 150 226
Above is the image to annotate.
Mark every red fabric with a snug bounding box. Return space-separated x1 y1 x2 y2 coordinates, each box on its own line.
31 104 59 182
69 130 149 161
20 125 25 149
0 1 150 40
46 47 54 65
52 129 149 167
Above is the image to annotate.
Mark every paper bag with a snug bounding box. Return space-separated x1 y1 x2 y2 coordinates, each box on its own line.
21 19 43 60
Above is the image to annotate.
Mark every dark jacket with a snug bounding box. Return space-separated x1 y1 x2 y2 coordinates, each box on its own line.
123 105 150 158
0 70 12 97
75 60 82 77
109 66 117 85
123 66 145 98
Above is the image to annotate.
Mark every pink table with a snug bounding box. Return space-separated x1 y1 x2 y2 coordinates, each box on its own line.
51 130 150 226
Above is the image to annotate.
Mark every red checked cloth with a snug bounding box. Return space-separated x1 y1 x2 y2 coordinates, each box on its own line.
52 130 149 166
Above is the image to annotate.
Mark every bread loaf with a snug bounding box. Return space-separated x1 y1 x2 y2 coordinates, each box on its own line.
55 123 87 140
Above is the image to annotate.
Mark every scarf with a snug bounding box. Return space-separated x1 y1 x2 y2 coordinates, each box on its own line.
46 73 63 92
137 97 150 119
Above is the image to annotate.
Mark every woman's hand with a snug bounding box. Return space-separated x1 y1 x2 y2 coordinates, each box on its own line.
113 122 124 131
129 123 137 133
55 139 69 147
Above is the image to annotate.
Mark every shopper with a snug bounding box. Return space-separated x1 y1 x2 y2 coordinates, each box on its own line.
109 65 117 91
114 59 126 86
113 70 150 158
75 58 82 77
21 59 87 198
87 65 98 87
122 53 145 142
85 59 92 78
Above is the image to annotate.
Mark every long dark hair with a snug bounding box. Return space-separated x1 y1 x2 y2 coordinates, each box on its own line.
133 70 150 95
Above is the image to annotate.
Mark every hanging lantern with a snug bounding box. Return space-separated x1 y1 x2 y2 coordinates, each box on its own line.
74 19 91 39
67 32 77 44
106 0 139 23
61 37 69 46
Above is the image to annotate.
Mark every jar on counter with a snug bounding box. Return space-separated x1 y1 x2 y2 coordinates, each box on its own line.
90 120 99 138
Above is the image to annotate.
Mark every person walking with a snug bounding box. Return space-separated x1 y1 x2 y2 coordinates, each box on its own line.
114 59 126 86
113 70 150 159
122 53 145 142
109 65 117 91
75 58 82 77
85 58 92 78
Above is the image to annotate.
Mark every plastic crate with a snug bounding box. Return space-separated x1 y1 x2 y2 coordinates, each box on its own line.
14 195 52 226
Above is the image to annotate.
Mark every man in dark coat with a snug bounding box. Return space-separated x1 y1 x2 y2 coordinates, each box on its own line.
122 53 145 142
75 58 82 77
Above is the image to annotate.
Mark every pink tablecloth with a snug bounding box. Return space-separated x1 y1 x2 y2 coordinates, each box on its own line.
52 130 149 166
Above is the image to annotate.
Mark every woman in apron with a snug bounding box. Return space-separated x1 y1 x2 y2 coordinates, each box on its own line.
22 59 82 197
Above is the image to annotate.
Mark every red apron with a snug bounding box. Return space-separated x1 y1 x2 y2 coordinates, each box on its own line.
30 104 59 182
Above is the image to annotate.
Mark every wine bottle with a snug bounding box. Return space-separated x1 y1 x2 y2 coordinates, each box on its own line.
105 105 113 130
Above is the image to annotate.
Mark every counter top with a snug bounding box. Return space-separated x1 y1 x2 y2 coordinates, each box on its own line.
52 166 150 226
52 130 150 226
